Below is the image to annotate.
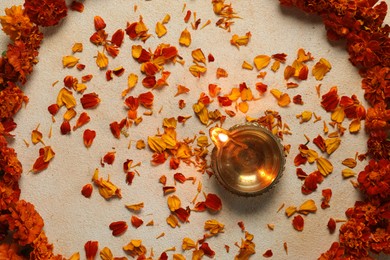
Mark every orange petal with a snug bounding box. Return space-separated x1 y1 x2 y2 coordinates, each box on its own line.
83 129 96 148
85 241 98 260
253 55 271 70
73 112 91 130
179 28 191 47
80 93 101 109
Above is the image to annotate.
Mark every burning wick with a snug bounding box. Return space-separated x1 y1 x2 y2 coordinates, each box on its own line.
209 126 248 149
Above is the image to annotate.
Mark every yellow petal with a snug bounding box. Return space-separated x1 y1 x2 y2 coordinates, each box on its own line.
179 28 191 47
230 32 251 48
271 60 280 72
296 111 312 123
163 117 177 128
228 87 241 101
155 21 167 38
96 51 108 69
342 158 357 168
167 195 181 212
316 157 333 176
162 14 170 24
253 55 271 70
298 199 317 214
72 42 83 53
62 55 79 68
342 168 356 178
312 58 331 80
63 108 77 121
242 61 253 70
189 64 207 77
125 202 144 211
57 88 76 109
173 254 186 260
176 143 192 158
100 247 113 260
197 136 209 147
285 206 297 217
147 136 167 153
278 93 291 107
42 146 55 162
68 252 80 260
31 128 43 145
132 45 143 59
167 214 180 228
240 88 253 101
349 119 361 133
238 102 249 113
122 73 138 97
192 48 206 64
325 137 341 155
331 106 345 123
182 237 196 250
204 219 225 234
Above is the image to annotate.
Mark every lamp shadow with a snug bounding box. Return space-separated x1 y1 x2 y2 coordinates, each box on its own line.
210 176 281 215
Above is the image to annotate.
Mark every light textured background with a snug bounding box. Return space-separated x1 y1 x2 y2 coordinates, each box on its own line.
1 0 389 259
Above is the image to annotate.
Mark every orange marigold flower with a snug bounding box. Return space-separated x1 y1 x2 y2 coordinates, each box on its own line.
365 101 390 132
0 180 20 211
0 143 23 183
6 200 44 246
6 41 37 84
339 218 370 257
0 243 23 259
357 159 390 200
30 231 58 260
24 0 68 27
362 66 390 106
0 5 33 41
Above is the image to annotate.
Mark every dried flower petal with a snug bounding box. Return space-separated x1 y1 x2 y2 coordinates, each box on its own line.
253 55 271 70
85 241 98 260
312 58 331 80
83 129 96 148
182 237 196 250
80 92 101 109
62 55 79 68
298 199 317 214
123 240 147 257
81 184 93 198
167 195 181 212
316 157 333 176
109 221 128 236
292 215 304 231
342 168 356 178
96 51 108 69
230 32 251 48
126 202 144 212
192 48 206 64
204 193 222 211
155 21 167 38
131 215 143 228
179 28 191 46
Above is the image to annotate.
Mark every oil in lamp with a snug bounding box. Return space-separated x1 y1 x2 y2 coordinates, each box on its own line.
210 122 285 196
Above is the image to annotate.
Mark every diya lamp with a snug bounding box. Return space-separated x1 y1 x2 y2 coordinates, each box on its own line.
210 122 285 197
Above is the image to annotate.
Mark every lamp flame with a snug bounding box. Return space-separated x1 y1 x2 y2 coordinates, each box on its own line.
210 127 231 149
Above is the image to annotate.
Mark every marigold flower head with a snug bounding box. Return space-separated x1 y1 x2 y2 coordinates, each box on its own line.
0 5 33 41
0 180 20 211
24 0 68 27
0 83 28 119
0 243 23 260
357 159 390 200
339 218 371 257
0 144 23 184
7 200 44 246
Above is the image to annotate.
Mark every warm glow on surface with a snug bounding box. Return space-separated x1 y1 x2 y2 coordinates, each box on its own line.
209 127 230 148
